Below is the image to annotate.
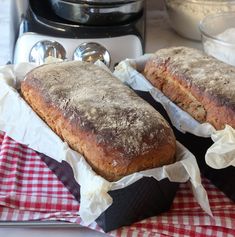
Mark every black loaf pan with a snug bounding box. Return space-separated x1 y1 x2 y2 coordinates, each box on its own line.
39 89 234 233
134 90 235 202
41 154 179 232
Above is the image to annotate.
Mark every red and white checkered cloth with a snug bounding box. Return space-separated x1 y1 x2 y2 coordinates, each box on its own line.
0 131 234 237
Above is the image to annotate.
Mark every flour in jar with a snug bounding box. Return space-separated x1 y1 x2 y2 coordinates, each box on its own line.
203 28 235 66
165 0 235 40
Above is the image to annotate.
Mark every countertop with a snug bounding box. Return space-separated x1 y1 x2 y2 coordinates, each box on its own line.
0 0 201 236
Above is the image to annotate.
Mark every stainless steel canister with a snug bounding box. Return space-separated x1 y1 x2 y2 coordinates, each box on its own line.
50 0 144 25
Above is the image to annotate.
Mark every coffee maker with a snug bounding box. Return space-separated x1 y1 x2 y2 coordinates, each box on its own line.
12 0 145 69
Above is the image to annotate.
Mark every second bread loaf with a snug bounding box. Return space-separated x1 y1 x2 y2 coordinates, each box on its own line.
144 47 235 130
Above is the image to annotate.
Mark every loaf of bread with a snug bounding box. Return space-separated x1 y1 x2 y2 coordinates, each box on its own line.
21 61 176 181
144 47 235 130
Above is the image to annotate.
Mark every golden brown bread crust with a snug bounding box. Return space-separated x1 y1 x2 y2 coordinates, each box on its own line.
144 47 235 130
21 61 176 181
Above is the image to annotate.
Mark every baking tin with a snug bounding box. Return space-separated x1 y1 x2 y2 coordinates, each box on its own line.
41 89 235 232
41 150 179 232
135 90 235 202
96 177 178 232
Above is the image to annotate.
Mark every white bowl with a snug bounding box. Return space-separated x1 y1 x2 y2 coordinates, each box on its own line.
164 0 235 41
200 11 235 66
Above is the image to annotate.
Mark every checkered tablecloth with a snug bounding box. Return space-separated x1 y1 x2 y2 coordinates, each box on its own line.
0 131 234 237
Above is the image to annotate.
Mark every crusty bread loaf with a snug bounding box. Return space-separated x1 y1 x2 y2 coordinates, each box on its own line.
21 61 176 181
144 47 235 130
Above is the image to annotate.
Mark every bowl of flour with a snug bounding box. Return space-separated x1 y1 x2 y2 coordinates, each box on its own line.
164 0 235 41
199 11 235 66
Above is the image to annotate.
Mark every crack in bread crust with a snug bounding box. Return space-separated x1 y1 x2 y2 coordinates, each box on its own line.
144 64 207 123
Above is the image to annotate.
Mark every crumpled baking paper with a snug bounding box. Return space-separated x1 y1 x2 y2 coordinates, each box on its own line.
0 62 212 225
113 54 235 169
206 125 235 168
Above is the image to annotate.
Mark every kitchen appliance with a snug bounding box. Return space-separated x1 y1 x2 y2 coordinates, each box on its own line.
13 0 145 69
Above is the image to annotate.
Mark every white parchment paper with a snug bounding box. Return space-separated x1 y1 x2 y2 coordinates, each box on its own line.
114 54 235 169
0 62 212 225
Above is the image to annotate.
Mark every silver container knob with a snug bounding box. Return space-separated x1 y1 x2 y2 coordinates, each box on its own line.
73 42 111 67
29 40 66 65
